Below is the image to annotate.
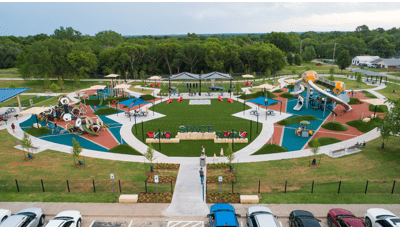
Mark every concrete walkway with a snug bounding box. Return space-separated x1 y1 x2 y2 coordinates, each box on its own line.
164 164 208 216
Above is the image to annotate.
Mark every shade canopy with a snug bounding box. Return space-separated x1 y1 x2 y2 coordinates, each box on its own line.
247 96 281 107
168 72 200 80
285 79 297 84
242 74 254 78
119 98 150 108
201 71 232 80
18 107 50 116
104 74 119 78
254 84 274 90
0 87 30 103
350 69 386 77
362 98 391 106
148 75 162 80
90 85 107 90
113 84 130 89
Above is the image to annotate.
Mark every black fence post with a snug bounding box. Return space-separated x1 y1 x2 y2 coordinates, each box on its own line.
171 180 173 194
232 181 234 194
392 180 396 194
338 180 341 194
258 180 261 193
93 180 96 193
119 180 121 193
41 179 45 192
250 120 252 141
311 180 314 194
66 180 70 193
15 179 19 192
365 180 369 194
285 181 287 194
145 181 147 193
142 121 144 142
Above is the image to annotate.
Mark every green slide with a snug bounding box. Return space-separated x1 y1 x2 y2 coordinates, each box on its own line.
81 124 99 136
99 98 103 106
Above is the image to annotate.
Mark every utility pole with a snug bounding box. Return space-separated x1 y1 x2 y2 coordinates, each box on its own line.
332 43 337 66
299 40 302 57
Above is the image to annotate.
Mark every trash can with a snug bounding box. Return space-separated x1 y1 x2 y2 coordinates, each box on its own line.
200 156 206 167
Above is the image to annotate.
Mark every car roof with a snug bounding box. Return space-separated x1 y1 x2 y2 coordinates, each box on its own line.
300 218 321 227
44 220 65 227
210 203 235 213
17 207 41 215
293 210 315 218
368 208 396 218
214 210 238 227
248 206 272 215
329 208 355 217
0 215 25 227
342 218 365 227
254 213 278 227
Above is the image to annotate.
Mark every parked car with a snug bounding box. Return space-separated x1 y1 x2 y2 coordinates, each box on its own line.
0 207 45 227
364 208 400 227
289 210 321 227
327 208 365 227
316 63 323 66
207 203 241 227
0 210 11 223
44 210 82 227
246 206 281 227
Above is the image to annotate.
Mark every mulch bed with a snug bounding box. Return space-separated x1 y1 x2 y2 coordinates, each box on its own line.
137 192 173 203
207 174 237 183
145 171 159 176
207 163 230 169
206 193 240 203
153 163 180 170
146 175 177 183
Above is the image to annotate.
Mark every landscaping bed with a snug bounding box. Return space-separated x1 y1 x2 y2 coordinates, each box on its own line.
109 144 143 156
153 163 180 170
206 193 240 203
93 106 120 115
146 175 176 183
308 137 342 147
277 115 318 126
346 117 383 133
137 192 173 203
349 97 364 105
207 162 229 169
321 121 348 131
24 127 52 136
362 90 378 98
368 104 388 113
279 92 295 99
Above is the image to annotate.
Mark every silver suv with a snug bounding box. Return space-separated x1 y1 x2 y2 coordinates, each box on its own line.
0 207 45 227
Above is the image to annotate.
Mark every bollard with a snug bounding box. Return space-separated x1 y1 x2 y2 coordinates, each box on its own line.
41 179 45 192
338 180 341 194
311 180 314 194
365 180 368 194
392 180 396 194
66 180 70 193
119 180 121 193
258 180 261 193
93 180 96 193
145 181 147 193
285 181 287 194
15 179 19 192
171 180 173 194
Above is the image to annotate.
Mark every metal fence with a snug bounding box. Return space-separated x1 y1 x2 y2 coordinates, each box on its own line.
206 180 398 195
0 179 175 194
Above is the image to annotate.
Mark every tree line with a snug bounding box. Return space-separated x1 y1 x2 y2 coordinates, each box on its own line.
0 25 399 80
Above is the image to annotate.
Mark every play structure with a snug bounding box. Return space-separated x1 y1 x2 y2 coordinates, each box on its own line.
218 96 224 102
66 116 107 136
295 121 314 137
243 81 253 87
292 71 351 112
228 98 234 103
209 79 225 91
38 96 88 122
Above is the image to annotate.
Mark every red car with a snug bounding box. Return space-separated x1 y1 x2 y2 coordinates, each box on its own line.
327 209 365 227
316 63 323 66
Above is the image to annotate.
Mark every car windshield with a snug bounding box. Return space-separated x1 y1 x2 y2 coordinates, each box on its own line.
299 215 315 219
252 211 272 216
377 215 396 220
53 217 73 220
391 218 400 224
16 212 35 218
337 215 355 219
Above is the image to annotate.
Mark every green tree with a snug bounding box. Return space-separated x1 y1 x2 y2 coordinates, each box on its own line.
44 76 50 89
21 132 32 159
336 50 351 73
71 137 83 165
52 26 82 42
286 53 294 65
302 46 317 62
225 142 235 169
310 139 320 165
156 42 181 75
264 32 296 53
294 54 302 65
144 143 157 172
329 74 335 81
57 77 64 91
291 68 297 75
139 70 146 80
357 73 362 83
50 82 58 93
253 71 257 78
9 84 16 88
67 50 98 79
95 30 124 48
329 66 335 75
203 38 225 72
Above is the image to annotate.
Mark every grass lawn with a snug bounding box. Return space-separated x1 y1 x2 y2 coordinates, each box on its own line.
109 144 143 156
320 77 375 90
348 97 364 105
141 94 157 101
369 104 388 113
133 99 262 157
0 79 103 93
346 117 383 133
277 115 318 126
308 137 342 147
0 95 56 108
251 144 287 155
321 122 348 131
93 107 119 115
0 74 22 78
376 83 400 101
361 90 378 99
238 90 277 99
274 89 284 93
279 92 295 99
129 85 154 95
24 127 52 136
0 129 176 203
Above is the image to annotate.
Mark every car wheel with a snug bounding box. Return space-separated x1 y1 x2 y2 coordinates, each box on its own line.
327 215 332 227
76 218 82 227
1 216 8 222
365 217 372 227
38 215 45 226
290 220 294 227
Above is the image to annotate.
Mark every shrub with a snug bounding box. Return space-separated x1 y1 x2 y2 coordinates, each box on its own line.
309 137 342 147
109 144 142 156
321 121 348 131
25 127 51 136
346 117 383 133
93 107 119 115
348 97 364 105
369 104 388 113
252 144 287 155
279 92 295 99
277 115 318 126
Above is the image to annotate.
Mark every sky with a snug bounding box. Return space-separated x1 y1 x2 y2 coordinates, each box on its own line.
1 2 400 37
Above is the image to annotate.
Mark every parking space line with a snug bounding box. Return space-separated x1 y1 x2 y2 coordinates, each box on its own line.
89 220 95 227
128 220 133 227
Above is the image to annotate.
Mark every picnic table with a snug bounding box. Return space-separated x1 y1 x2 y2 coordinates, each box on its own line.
266 110 275 116
219 92 224 96
250 110 259 116
205 92 213 96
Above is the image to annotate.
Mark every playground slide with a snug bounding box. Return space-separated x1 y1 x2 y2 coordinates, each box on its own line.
293 78 305 97
81 124 99 136
293 96 304 111
99 98 103 106
307 80 352 112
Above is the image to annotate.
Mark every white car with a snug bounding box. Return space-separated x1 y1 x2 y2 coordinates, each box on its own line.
364 208 400 227
44 210 82 227
246 206 282 227
0 209 11 223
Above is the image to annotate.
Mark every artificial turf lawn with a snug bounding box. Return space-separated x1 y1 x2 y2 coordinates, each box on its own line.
348 97 364 105
141 94 157 100
24 127 52 136
361 90 378 98
321 121 348 131
132 99 262 157
308 137 342 147
346 116 383 133
369 104 388 113
109 144 143 156
93 107 119 115
237 90 277 99
277 115 318 126
274 89 284 93
279 92 296 99
251 144 287 155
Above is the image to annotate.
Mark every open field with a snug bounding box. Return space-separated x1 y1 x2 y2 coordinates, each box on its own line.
376 83 400 101
0 80 103 93
320 76 375 90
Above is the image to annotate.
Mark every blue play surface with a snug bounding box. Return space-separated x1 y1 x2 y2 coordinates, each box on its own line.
90 105 125 145
281 90 333 151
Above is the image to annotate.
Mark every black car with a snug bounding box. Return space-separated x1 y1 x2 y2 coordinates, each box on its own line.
289 210 321 227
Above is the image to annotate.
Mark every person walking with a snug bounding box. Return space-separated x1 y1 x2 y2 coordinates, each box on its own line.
220 148 224 157
201 146 205 156
49 123 54 134
213 153 218 162
351 90 354 97
11 123 15 133
54 123 59 132
199 167 204 184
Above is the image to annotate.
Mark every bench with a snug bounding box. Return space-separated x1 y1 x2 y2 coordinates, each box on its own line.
250 110 259 116
347 145 359 153
266 110 275 116
330 148 345 156
119 194 138 203
240 195 259 204
219 92 224 96
206 92 213 96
